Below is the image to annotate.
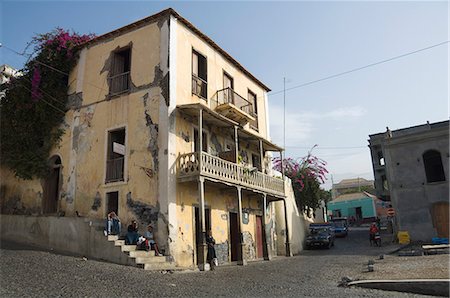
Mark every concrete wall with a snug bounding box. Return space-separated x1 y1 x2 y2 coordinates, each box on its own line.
382 125 449 241
0 215 134 266
274 179 308 256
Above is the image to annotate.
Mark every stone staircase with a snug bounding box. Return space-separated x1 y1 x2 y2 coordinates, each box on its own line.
106 235 176 271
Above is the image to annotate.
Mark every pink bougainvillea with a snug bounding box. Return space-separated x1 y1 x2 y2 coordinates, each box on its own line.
31 66 42 101
273 145 328 192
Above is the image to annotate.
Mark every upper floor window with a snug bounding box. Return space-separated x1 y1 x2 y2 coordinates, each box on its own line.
109 48 131 96
248 90 258 131
192 50 207 99
223 72 234 103
423 150 445 183
106 128 126 183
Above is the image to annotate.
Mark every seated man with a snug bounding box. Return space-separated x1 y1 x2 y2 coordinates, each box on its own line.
104 212 121 236
125 220 139 245
144 224 162 256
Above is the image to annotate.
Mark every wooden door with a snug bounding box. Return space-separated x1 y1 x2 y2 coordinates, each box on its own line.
256 215 263 259
432 202 449 238
229 212 239 262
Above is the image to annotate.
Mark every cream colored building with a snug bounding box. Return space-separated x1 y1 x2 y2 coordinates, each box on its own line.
0 8 301 269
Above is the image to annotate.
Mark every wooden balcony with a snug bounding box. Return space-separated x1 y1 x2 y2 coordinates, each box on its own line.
177 152 285 197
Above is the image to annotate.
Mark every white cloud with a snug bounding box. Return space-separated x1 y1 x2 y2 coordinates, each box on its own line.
268 104 367 145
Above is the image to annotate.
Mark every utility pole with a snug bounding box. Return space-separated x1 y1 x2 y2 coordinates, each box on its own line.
283 77 286 151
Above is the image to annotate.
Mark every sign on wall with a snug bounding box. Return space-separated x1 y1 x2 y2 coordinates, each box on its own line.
113 142 125 155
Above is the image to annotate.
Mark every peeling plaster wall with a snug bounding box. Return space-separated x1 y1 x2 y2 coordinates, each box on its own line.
174 181 267 268
0 167 42 214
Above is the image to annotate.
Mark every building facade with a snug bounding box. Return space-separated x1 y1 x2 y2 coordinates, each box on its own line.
327 192 377 222
0 9 299 269
368 120 449 240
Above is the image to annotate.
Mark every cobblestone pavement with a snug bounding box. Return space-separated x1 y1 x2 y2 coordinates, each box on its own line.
0 228 439 297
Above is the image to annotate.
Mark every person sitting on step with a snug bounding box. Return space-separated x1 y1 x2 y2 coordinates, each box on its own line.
104 212 121 236
125 220 139 245
144 224 163 256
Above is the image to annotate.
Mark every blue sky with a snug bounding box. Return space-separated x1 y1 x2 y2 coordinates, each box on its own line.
1 1 448 189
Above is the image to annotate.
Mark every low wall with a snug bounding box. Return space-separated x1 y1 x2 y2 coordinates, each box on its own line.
0 215 133 266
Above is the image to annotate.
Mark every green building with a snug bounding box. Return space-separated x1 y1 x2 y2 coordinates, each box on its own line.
327 192 377 221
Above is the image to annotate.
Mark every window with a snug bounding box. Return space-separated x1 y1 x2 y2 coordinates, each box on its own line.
223 72 234 103
109 48 131 96
377 151 385 166
194 128 208 153
192 50 207 99
106 128 125 183
381 175 388 190
251 153 261 171
423 150 445 183
248 90 258 130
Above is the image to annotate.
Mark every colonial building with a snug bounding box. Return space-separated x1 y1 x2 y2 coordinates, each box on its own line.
368 120 449 241
0 8 301 269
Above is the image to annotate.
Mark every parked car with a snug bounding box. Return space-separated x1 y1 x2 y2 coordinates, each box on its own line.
329 217 348 237
305 223 335 249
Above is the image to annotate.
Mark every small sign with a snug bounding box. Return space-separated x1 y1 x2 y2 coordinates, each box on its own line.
113 142 125 155
242 212 249 224
221 214 228 220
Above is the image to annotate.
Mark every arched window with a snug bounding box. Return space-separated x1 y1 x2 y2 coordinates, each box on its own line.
423 150 445 183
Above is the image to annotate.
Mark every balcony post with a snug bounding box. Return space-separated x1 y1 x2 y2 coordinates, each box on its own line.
198 108 203 173
234 126 239 163
198 177 208 270
259 139 264 172
283 198 292 257
237 186 247 266
262 193 271 261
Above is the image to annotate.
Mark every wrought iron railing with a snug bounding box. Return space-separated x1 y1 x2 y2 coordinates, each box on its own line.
213 88 255 117
108 71 130 96
192 75 207 99
106 157 124 183
177 152 284 196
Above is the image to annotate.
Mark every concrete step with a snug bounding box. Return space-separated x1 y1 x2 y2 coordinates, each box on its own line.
135 256 167 264
107 235 119 241
142 262 177 271
114 240 125 246
128 250 156 258
121 245 137 252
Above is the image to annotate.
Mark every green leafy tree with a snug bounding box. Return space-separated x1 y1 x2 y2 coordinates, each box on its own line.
0 28 94 179
273 146 329 216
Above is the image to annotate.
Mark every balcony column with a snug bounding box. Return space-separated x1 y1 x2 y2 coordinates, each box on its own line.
262 193 271 261
234 126 239 164
237 186 247 266
198 108 203 174
197 177 208 270
259 139 264 173
283 198 292 257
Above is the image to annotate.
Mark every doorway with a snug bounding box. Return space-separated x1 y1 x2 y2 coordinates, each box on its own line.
432 202 449 238
229 212 240 262
194 207 211 265
42 156 61 214
355 207 362 220
256 215 263 259
106 191 119 215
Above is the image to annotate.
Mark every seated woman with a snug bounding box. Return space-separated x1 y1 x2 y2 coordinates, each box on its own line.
104 212 121 236
125 220 139 245
144 224 163 256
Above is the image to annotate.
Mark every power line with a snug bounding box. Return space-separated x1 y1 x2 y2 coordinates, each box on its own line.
16 83 66 115
268 40 449 96
285 145 367 149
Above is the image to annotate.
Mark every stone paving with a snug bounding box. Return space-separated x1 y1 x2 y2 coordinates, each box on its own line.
0 228 442 297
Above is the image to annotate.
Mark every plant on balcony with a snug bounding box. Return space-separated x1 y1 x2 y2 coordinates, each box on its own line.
0 28 95 179
273 145 330 216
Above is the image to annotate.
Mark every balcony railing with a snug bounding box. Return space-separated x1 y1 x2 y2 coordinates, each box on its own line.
106 157 124 183
177 152 285 196
108 71 130 96
214 88 255 116
192 74 207 99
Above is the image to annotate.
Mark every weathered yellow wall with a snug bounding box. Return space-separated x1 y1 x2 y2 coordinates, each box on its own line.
175 22 269 139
